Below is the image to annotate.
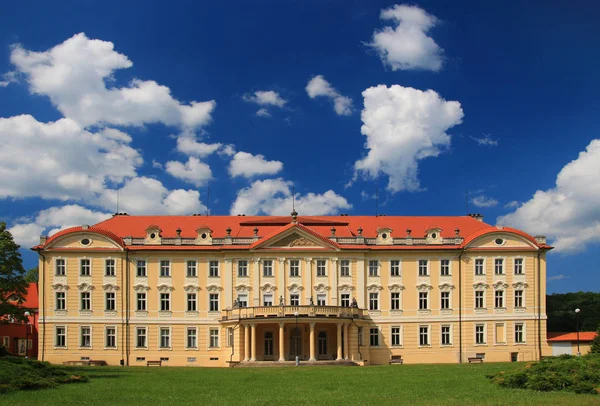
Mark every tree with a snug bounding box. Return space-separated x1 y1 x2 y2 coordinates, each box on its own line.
0 221 28 322
590 325 600 354
547 292 600 332
24 267 38 283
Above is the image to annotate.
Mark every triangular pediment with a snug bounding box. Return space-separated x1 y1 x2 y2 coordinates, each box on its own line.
251 224 338 251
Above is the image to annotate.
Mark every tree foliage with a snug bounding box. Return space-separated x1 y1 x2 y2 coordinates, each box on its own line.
24 267 38 283
0 222 28 322
547 292 600 332
590 325 600 354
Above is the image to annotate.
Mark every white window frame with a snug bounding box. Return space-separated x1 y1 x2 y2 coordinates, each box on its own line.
514 289 525 308
391 326 402 347
418 291 429 310
160 292 171 311
440 324 452 346
340 293 350 307
55 291 66 310
105 326 117 349
136 326 148 349
209 327 220 348
237 293 248 308
105 258 116 276
209 293 220 311
339 259 350 277
369 292 379 310
369 327 380 347
418 260 429 276
514 322 526 344
135 259 147 277
289 259 300 277
440 259 451 276
390 259 401 277
440 291 451 310
80 325 92 349
474 257 485 275
80 258 91 276
55 325 67 348
237 259 248 277
186 326 198 349
263 293 273 306
474 290 485 309
187 292 197 312
316 293 327 306
418 325 430 347
159 326 172 349
105 291 116 311
494 257 505 275
137 292 147 311
475 323 487 345
290 293 300 306
494 290 505 309
80 291 91 311
160 259 171 277
513 257 524 275
55 258 66 276
316 259 327 276
390 292 401 310
227 327 234 348
263 260 273 277
209 260 220 277
368 260 379 277
186 260 197 277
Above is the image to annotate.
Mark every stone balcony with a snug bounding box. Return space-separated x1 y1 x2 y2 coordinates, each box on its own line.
221 305 367 321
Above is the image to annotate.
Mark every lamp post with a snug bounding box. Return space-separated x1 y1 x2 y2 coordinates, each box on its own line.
24 311 30 358
294 311 299 366
575 308 581 356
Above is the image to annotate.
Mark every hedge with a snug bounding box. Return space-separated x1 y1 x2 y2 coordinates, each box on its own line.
0 357 88 393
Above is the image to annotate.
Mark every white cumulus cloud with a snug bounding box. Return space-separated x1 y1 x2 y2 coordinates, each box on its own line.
498 139 600 253
369 4 444 71
230 178 351 216
353 84 463 193
10 33 215 129
306 75 353 116
176 132 222 158
165 157 212 187
471 195 499 208
228 152 283 178
243 90 287 117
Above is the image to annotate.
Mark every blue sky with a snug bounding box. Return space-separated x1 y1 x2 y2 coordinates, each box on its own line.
1 0 599 293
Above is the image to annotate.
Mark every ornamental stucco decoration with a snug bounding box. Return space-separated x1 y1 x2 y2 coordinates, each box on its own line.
313 283 331 292
416 283 433 292
473 282 489 290
366 283 384 292
388 283 405 292
206 284 223 292
133 284 150 292
337 284 355 292
260 283 277 292
492 281 509 290
183 284 201 293
512 282 529 289
51 283 70 291
286 283 304 292
235 284 252 292
77 283 95 292
102 283 120 292
438 283 455 291
157 284 175 292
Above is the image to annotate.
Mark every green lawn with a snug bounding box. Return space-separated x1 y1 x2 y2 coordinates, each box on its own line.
2 363 599 405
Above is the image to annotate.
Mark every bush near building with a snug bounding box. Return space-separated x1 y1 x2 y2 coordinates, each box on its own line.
488 354 600 395
0 357 88 393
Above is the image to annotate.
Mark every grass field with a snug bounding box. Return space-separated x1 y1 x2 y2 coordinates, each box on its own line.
2 363 599 405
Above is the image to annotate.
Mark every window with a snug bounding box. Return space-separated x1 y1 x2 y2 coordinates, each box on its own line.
55 326 66 347
209 293 219 311
137 293 146 311
368 260 379 277
391 292 401 310
263 293 273 306
209 328 219 348
187 327 197 348
341 293 350 307
391 327 402 346
2 336 9 348
105 259 115 276
56 292 66 310
340 260 350 277
515 323 525 343
475 291 484 309
317 294 326 306
136 260 146 277
263 260 273 277
369 328 379 346
418 260 428 276
390 260 401 277
419 326 429 346
369 292 379 310
237 293 248 308
227 328 234 347
105 327 116 348
136 327 147 348
209 260 219 277
160 293 170 311
187 293 197 312
80 327 91 347
495 290 504 308
56 259 66 276
419 292 428 310
441 325 451 345
440 291 450 309
514 290 524 308
289 260 300 277
494 258 504 275
514 258 524 275
290 294 299 306
238 260 248 277
316 260 326 276
80 259 91 276
160 327 170 348
105 292 116 311
475 258 484 275
160 260 171 277
440 259 450 276
81 292 91 310
187 260 197 277
476 324 486 344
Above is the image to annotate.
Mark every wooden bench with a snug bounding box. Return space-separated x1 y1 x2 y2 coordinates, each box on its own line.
63 361 90 366
146 360 162 367
468 357 484 363
89 360 107 366
389 355 403 365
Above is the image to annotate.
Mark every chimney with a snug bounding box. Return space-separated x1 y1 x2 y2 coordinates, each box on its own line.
535 235 547 245
39 235 48 245
82 224 90 230
468 213 484 222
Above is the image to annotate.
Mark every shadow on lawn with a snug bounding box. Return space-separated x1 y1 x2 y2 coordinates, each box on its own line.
63 367 133 380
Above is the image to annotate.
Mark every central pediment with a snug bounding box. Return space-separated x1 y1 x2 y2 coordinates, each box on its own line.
269 232 320 248
250 224 339 251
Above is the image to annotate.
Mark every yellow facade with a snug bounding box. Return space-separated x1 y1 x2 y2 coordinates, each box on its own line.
35 215 552 366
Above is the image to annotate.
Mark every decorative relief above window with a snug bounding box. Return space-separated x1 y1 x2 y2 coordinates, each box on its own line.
492 281 509 290
183 285 201 293
286 283 304 293
366 284 384 292
133 284 150 292
438 283 455 291
234 284 252 292
206 284 223 293
388 284 405 292
157 284 175 293
77 283 95 293
260 283 277 292
52 283 70 292
337 284 355 292
416 283 433 292
313 283 331 293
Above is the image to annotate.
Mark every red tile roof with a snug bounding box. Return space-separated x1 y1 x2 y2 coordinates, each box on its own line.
34 225 124 249
547 332 598 342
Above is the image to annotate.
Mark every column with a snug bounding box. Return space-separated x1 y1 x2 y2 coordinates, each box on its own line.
336 323 343 360
244 324 250 361
278 322 285 362
309 322 316 361
343 323 349 360
224 259 233 307
250 324 257 361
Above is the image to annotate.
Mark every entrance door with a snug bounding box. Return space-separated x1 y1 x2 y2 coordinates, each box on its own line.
264 332 274 360
17 339 27 356
318 331 328 359
290 327 301 360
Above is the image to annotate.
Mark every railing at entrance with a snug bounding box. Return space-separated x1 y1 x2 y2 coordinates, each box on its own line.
221 305 366 321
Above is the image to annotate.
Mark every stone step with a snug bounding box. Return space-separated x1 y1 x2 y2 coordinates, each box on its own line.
235 360 359 368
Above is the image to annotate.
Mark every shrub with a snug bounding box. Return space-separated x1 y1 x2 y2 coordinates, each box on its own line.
0 357 88 393
489 354 600 395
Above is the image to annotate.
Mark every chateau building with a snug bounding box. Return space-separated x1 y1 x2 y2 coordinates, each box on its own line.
32 212 552 366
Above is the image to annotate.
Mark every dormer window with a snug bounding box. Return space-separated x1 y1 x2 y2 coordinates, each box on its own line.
376 228 393 245
425 227 443 244
195 226 213 245
145 225 162 245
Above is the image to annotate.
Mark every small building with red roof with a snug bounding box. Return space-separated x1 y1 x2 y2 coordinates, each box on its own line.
0 282 39 358
547 331 598 356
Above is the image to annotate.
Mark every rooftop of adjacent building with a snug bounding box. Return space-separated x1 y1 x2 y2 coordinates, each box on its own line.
547 332 598 342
